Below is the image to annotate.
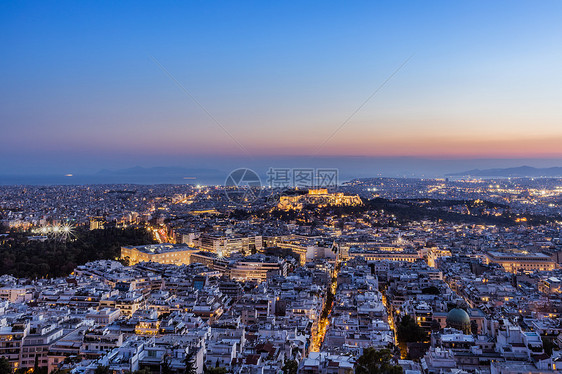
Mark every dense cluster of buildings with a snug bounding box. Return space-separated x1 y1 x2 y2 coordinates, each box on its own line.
2 179 562 373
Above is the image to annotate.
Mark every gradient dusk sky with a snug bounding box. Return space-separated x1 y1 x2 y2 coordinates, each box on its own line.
2 1 562 176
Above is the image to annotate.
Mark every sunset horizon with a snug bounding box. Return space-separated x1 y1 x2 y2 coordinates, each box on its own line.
3 1 562 178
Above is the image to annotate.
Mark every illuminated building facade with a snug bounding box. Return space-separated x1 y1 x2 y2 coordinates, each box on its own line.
485 251 556 273
346 249 420 262
121 244 199 266
197 234 263 256
229 255 287 282
121 245 284 282
278 189 362 210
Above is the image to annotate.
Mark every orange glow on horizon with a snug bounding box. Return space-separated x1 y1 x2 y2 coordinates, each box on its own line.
31 128 562 160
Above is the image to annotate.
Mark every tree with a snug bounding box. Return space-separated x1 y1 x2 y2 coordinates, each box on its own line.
0 357 12 374
183 351 197 374
33 354 39 373
421 286 440 295
282 360 298 374
321 289 334 319
203 368 227 374
470 320 479 335
0 227 157 278
397 315 427 343
355 348 403 374
133 368 152 374
431 319 441 332
94 365 110 374
160 355 173 374
542 336 557 356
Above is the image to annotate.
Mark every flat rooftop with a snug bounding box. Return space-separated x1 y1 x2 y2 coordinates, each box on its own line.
122 244 192 254
487 251 552 260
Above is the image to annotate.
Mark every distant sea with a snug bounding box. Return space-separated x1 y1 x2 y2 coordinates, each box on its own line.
3 157 562 186
0 175 227 186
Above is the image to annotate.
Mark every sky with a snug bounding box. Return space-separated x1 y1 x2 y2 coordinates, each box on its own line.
1 1 562 178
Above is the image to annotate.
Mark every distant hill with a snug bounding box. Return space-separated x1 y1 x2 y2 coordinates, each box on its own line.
446 166 562 177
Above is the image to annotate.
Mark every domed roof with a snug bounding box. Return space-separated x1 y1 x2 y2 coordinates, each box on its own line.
446 308 470 326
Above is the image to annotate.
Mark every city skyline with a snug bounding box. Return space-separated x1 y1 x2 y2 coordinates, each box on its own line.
4 3 562 372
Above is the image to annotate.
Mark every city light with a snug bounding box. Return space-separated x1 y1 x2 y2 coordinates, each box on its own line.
2 1 562 371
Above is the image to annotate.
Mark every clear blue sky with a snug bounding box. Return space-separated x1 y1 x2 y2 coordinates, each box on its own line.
1 1 562 175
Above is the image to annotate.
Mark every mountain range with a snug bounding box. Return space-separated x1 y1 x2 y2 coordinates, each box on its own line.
447 166 562 177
